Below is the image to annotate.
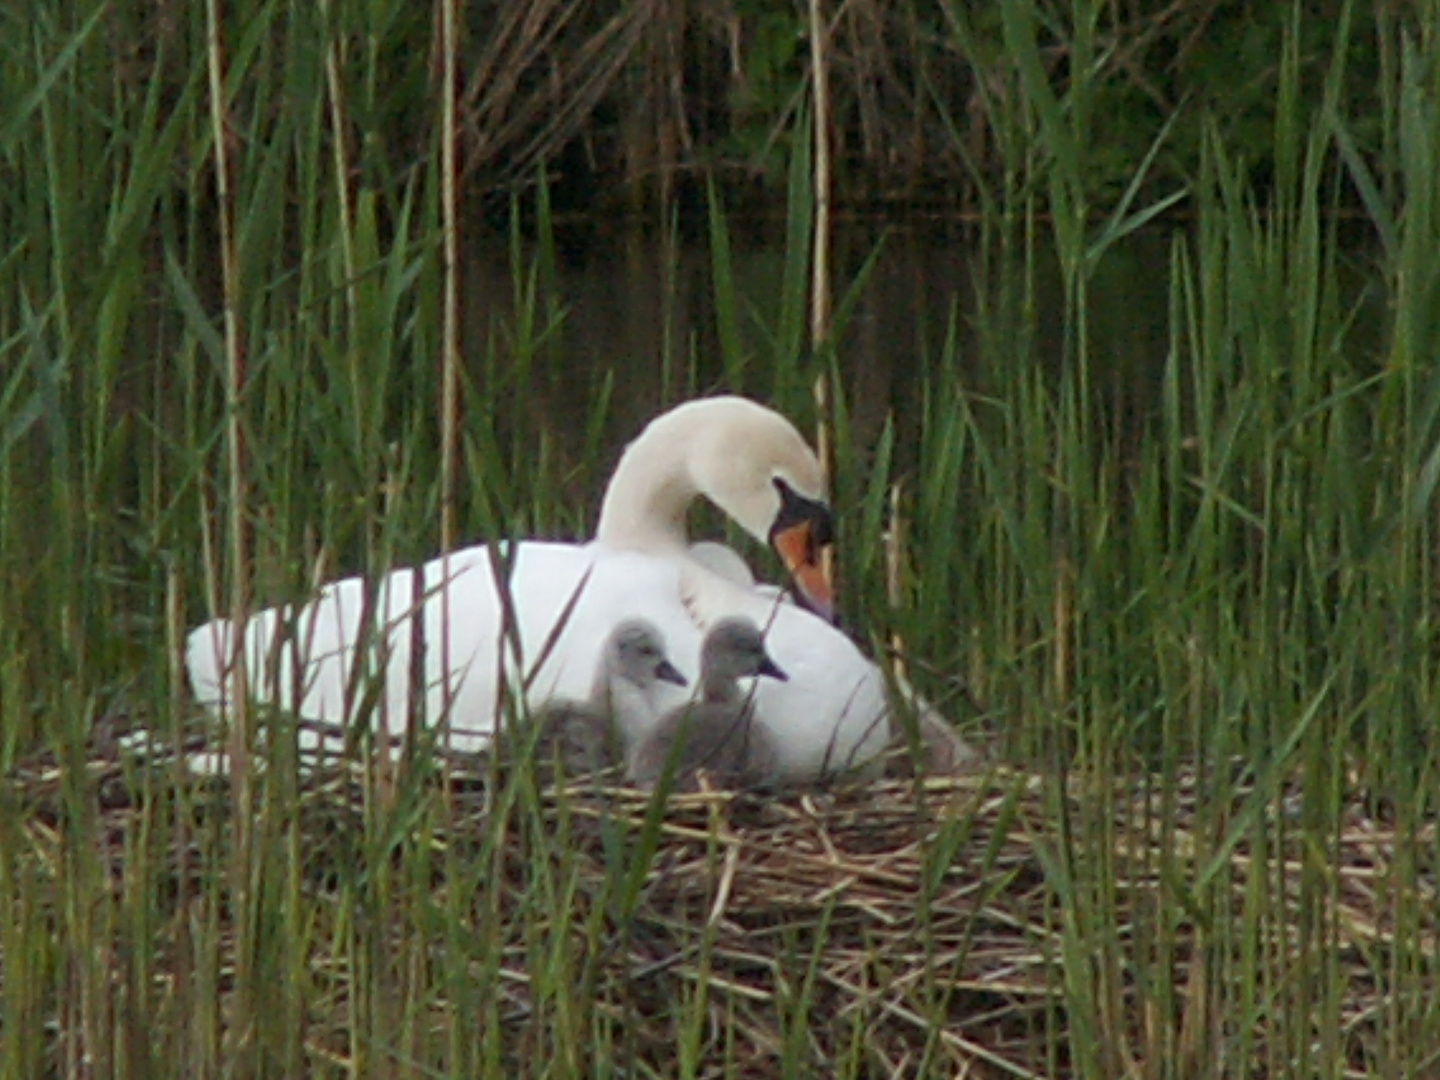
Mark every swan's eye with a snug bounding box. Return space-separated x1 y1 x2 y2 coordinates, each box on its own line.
769 478 834 557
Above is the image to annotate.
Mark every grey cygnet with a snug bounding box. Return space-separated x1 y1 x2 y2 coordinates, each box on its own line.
628 617 787 791
531 618 686 775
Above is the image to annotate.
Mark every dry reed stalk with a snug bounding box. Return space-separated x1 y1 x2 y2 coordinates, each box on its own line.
807 0 838 608
459 0 650 188
163 568 195 1072
808 0 833 351
319 0 356 338
885 479 908 685
439 0 461 559
204 0 254 1068
813 373 836 601
435 0 462 801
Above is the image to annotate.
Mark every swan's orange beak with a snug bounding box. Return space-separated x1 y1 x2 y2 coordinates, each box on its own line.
771 518 836 625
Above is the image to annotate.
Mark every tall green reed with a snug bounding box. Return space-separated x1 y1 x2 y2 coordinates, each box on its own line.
869 2 1437 1075
4 0 1440 1077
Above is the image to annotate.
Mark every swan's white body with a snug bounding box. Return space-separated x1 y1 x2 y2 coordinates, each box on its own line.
186 398 892 780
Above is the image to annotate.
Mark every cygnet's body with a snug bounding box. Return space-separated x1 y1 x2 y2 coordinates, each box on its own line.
531 619 686 775
628 618 786 791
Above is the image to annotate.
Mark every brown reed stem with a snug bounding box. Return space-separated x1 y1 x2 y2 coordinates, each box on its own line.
886 479 908 684
436 0 463 814
439 0 461 558
165 567 194 1071
205 0 253 1069
808 0 837 600
807 0 832 351
320 0 357 337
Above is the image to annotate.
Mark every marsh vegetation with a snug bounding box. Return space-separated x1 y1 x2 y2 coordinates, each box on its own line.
2 0 1439 1076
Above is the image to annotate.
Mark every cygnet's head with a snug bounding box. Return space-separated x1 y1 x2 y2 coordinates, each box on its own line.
700 617 789 684
606 619 688 691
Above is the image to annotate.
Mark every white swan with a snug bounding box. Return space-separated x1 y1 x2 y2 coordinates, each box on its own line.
186 396 893 780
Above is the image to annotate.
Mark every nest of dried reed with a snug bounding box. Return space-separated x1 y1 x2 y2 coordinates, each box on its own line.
7 729 1437 1078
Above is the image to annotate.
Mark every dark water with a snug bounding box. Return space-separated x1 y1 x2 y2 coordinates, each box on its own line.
461 218 1176 474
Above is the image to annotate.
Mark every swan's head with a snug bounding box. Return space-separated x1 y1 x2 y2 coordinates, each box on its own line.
683 400 837 624
598 397 838 623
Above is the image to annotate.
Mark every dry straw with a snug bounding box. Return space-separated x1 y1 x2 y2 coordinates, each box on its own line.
8 730 1434 1077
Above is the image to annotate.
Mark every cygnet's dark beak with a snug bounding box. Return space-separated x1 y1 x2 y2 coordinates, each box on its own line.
655 658 688 687
769 480 837 625
757 655 789 682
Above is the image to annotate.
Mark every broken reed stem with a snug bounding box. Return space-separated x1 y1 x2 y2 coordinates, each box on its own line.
886 479 908 685
205 0 254 1067
813 372 835 601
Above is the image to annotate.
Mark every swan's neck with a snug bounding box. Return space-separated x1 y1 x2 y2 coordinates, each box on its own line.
595 428 696 553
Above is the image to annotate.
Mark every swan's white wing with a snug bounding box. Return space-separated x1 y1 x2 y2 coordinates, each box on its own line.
186 542 705 753
759 604 891 776
185 541 888 776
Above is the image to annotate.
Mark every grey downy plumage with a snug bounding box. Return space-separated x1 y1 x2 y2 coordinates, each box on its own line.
628 617 786 791
530 618 687 775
